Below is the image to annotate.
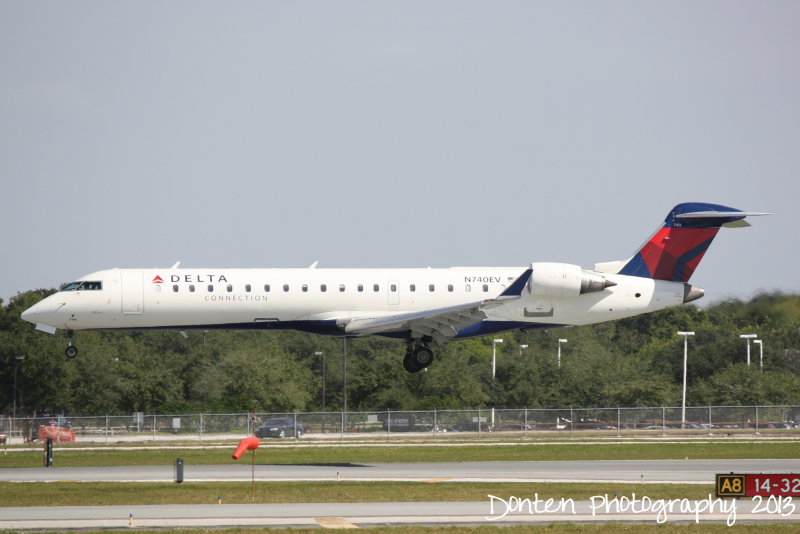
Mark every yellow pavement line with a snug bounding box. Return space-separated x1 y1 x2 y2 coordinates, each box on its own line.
425 477 455 482
314 516 359 529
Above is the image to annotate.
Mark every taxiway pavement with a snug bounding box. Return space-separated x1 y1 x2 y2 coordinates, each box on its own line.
2 458 799 484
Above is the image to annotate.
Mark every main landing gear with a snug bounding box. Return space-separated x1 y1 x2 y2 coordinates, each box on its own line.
403 341 434 373
65 332 79 359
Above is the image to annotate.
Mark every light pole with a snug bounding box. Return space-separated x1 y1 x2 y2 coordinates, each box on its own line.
315 352 325 413
740 334 757 366
557 339 568 368
677 331 694 429
519 344 528 355
490 339 504 426
753 340 763 371
13 355 25 421
342 338 347 431
492 339 504 379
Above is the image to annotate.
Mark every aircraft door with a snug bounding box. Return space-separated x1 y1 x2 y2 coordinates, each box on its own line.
388 280 399 305
120 270 144 314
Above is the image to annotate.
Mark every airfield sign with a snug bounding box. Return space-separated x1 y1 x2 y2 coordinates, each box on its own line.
717 473 800 498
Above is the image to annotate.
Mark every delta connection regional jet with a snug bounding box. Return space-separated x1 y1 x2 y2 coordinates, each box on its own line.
22 203 769 373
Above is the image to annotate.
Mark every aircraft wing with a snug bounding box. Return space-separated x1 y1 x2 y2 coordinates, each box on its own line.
341 268 532 343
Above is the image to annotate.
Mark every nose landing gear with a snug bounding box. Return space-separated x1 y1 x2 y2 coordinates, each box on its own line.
403 341 434 373
65 332 79 359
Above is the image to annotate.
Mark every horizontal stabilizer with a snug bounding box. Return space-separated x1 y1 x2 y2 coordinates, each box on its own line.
675 210 772 219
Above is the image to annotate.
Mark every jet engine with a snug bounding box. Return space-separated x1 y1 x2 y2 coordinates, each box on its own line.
528 262 616 298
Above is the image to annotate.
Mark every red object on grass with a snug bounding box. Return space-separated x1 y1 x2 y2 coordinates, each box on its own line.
232 436 260 460
38 425 76 443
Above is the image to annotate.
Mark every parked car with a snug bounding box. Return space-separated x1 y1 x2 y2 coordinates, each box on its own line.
254 418 304 438
0 427 7 445
575 418 616 430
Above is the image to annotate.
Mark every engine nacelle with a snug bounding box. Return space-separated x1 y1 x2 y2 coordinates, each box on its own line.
529 262 616 298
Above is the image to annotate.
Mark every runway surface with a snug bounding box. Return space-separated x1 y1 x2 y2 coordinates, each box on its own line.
1 498 798 529
3 459 800 529
2 458 799 484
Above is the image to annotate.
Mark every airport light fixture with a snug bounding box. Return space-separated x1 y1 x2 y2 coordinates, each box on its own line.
557 339 568 368
492 339 504 379
753 340 763 371
740 334 757 367
677 331 694 428
519 344 528 355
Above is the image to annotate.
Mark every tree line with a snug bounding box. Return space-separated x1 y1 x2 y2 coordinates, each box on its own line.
1 289 799 417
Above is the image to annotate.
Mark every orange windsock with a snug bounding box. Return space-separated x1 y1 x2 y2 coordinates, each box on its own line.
232 436 260 460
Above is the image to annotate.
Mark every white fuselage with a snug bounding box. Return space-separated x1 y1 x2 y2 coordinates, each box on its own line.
22 265 689 339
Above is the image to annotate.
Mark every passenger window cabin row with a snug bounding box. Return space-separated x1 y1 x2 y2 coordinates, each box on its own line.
168 282 496 294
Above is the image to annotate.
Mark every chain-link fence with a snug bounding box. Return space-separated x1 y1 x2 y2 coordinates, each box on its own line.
2 405 798 443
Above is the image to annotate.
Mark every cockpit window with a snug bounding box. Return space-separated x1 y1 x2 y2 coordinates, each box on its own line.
60 282 81 291
60 281 102 291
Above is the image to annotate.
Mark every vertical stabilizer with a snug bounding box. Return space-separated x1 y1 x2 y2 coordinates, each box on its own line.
613 203 769 282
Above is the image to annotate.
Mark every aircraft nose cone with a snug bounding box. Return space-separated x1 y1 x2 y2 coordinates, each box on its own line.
21 299 61 333
21 304 39 324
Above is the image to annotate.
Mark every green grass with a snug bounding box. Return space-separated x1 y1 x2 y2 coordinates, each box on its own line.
0 481 719 507
2 440 797 468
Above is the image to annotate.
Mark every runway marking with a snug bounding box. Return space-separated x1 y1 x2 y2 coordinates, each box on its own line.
314 516 359 529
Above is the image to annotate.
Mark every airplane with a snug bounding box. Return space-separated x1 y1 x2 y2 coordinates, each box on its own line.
21 202 769 373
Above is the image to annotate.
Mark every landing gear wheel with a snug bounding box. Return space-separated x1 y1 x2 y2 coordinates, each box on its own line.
65 345 79 359
412 346 433 368
403 351 422 373
403 345 433 373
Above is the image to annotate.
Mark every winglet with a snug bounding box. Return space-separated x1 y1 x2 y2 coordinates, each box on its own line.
499 268 533 298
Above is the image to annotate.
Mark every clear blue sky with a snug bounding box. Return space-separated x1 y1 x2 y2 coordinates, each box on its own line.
1 2 797 305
